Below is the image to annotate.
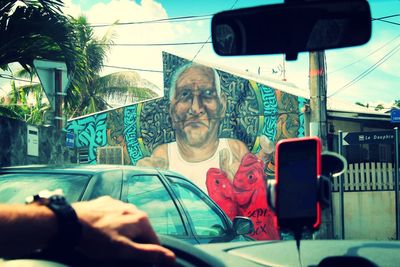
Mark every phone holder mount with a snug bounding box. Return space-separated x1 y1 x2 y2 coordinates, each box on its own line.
267 151 347 235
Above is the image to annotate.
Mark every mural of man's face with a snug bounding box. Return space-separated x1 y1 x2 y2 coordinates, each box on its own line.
170 65 226 147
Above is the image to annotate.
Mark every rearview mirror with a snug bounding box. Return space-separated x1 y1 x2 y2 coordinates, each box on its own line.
211 0 371 60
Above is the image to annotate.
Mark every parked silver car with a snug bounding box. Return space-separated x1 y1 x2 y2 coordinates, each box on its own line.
0 164 253 245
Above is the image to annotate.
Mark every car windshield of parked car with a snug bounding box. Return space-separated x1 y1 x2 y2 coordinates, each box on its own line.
0 173 89 203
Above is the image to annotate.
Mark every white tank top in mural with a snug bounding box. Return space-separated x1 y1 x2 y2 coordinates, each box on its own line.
167 139 231 193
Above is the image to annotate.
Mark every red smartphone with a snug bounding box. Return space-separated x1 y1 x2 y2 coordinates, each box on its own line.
275 136 321 231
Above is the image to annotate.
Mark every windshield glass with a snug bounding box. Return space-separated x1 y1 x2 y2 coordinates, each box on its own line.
0 173 89 203
0 0 398 244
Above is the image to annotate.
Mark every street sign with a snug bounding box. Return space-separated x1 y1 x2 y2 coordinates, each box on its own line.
66 132 75 148
342 130 395 145
33 59 69 111
391 109 400 123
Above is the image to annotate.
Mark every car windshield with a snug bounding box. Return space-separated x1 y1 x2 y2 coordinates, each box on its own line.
0 0 399 245
0 173 89 203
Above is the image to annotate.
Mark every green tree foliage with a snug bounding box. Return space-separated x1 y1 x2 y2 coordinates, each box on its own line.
67 15 116 117
374 104 384 111
0 1 159 122
67 17 159 117
0 0 80 123
0 0 81 74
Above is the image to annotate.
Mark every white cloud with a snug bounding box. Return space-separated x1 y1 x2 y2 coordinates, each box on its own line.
69 0 197 90
62 0 82 17
87 0 176 42
3 0 394 106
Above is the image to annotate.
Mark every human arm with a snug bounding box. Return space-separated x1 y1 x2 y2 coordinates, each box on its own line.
0 203 58 257
219 139 249 180
136 144 169 169
220 136 274 180
0 196 175 265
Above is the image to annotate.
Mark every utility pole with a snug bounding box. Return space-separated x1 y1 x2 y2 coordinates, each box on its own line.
309 51 332 239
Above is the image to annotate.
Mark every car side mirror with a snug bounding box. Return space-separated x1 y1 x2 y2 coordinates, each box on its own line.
232 216 254 235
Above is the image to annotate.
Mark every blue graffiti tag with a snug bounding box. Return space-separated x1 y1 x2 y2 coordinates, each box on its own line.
258 84 278 142
297 97 307 137
66 113 107 164
123 105 143 165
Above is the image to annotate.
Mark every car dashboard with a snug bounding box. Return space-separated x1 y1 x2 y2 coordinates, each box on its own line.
196 239 400 267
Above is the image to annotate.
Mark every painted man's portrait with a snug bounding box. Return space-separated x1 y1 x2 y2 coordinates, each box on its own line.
67 52 307 241
136 54 302 240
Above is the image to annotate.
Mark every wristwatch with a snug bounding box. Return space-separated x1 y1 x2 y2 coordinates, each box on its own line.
26 189 82 251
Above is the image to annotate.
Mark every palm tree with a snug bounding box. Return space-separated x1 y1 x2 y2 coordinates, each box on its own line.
1 3 158 120
0 67 50 124
0 0 81 74
67 16 159 117
66 15 116 117
93 71 159 106
0 0 83 123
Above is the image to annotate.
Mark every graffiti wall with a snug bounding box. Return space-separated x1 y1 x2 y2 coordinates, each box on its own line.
67 52 307 240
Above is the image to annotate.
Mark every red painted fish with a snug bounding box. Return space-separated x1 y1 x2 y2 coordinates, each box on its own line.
206 168 238 221
233 153 280 240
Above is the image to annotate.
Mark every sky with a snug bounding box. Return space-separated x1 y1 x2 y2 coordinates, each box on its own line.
1 0 399 110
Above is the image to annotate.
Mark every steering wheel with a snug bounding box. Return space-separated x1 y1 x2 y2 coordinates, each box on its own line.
2 235 224 267
159 235 225 267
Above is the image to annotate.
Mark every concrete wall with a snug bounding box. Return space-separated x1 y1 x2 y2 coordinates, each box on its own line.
0 116 75 167
332 191 396 240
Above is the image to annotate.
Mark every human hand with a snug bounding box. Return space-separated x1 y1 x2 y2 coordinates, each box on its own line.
136 156 168 169
72 196 175 265
256 135 275 162
219 148 239 180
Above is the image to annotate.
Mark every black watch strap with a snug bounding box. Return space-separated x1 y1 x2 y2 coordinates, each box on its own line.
46 194 82 250
26 190 82 251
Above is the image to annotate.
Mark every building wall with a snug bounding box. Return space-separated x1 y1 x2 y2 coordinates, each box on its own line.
66 52 308 241
67 53 307 166
0 116 75 167
328 116 396 240
330 119 362 133
332 192 396 240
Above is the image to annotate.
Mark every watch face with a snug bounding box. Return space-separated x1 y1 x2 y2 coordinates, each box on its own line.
25 189 65 205
49 195 68 206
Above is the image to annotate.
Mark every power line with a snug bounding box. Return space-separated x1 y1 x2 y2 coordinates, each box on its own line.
372 14 400 26
372 14 400 21
328 34 400 74
329 43 400 97
191 0 240 62
98 41 212 47
328 42 400 97
374 18 400 26
191 36 211 62
103 65 162 73
0 74 39 84
90 14 212 27
88 13 400 28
